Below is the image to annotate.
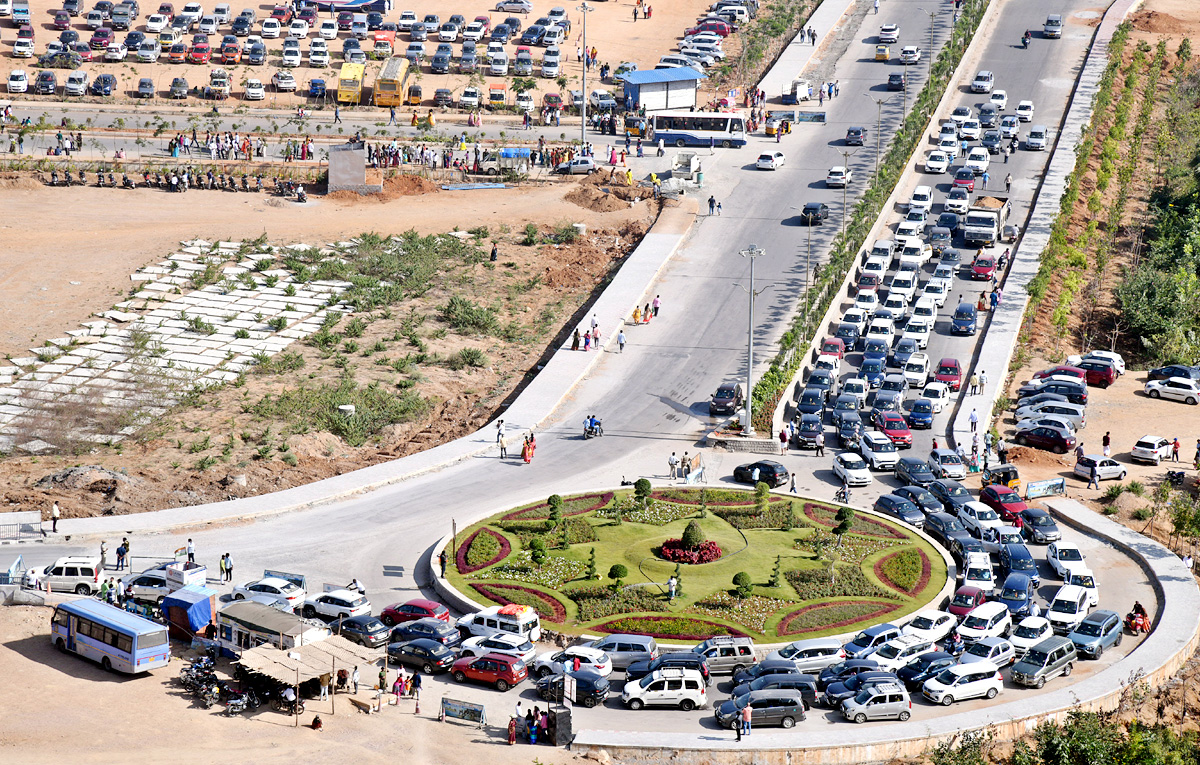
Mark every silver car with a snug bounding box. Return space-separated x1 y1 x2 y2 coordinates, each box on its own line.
929 448 967 480
1072 455 1126 482
1013 401 1086 429
766 637 845 673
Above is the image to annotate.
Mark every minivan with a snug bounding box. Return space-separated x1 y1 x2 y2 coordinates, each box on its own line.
1011 635 1076 687
589 634 658 670
1047 584 1090 634
951 302 977 335
999 543 1040 587
767 637 845 673
841 681 912 723
457 604 542 642
715 689 806 729
1026 125 1048 150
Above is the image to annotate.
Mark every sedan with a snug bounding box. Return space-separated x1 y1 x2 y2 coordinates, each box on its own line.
733 460 789 488
897 651 957 691
387 638 458 673
872 495 924 528
952 168 976 191
800 202 830 224
380 598 450 626
833 452 873 487
1047 541 1087 579
895 457 935 487
391 617 462 648
757 151 786 170
872 411 913 447
1015 100 1035 121
1072 455 1126 483
1130 435 1172 465
531 646 613 678
928 478 972 513
1014 425 1076 453
928 450 967 480
243 78 264 99
1145 377 1200 405
331 615 390 648
895 485 941 514
925 151 951 173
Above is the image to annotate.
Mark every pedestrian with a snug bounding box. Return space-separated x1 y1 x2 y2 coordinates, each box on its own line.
50 501 60 533
572 328 581 351
388 106 396 125
969 409 979 432
982 170 990 190
669 451 679 479
583 331 591 351
969 373 980 395
351 666 360 694
333 105 341 123
652 295 661 317
379 666 387 693
1183 552 1194 572
100 541 108 571
320 673 330 700
681 451 690 479
410 671 421 701
985 431 994 455
716 202 722 216
708 195 716 215
224 552 232 582
617 330 626 352
667 574 677 602
643 303 652 323
874 0 879 12
815 430 825 457
741 703 753 736
438 549 448 577
219 554 227 581
834 80 840 96
499 433 508 459
632 7 637 22
1102 431 1111 457
490 243 499 262
186 538 195 563
1087 464 1100 490
932 438 939 451
1004 145 1010 163
1173 438 1181 461
1005 173 1012 192
1075 442 1085 462
979 369 988 389
790 474 797 494
998 438 1008 464
818 89 824 107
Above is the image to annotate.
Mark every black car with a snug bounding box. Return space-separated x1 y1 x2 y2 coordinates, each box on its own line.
1016 379 1088 405
137 77 154 97
793 413 823 449
1020 507 1062 544
490 23 511 42
807 369 837 402
60 29 81 46
627 652 710 684
923 511 966 547
332 615 390 648
391 616 462 648
123 30 145 48
800 201 830 224
40 51 82 70
894 485 940 514
521 24 545 44
433 87 453 106
896 651 956 690
231 14 252 34
387 637 458 673
732 659 799 687
536 668 609 707
733 460 789 488
730 673 818 708
887 72 906 90
928 479 972 514
366 11 383 29
894 457 935 487
835 321 861 351
503 15 523 33
1147 364 1200 381
90 73 117 95
981 129 1003 153
937 212 961 232
951 535 987 564
822 670 897 707
837 412 864 448
845 126 867 145
430 52 451 72
795 386 826 418
34 71 59 94
872 494 924 528
816 659 881 691
939 247 962 266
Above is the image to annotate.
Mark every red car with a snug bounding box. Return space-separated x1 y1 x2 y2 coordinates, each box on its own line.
872 410 913 447
1032 365 1087 383
948 585 987 619
472 15 491 34
337 10 354 29
89 27 113 48
157 2 174 20
856 272 882 294
952 168 976 191
17 24 35 41
73 42 94 61
935 357 963 391
1075 359 1118 387
978 485 1027 525
821 337 846 360
270 4 293 24
379 598 450 626
54 10 72 30
971 256 995 281
686 19 732 36
451 652 527 691
188 42 211 63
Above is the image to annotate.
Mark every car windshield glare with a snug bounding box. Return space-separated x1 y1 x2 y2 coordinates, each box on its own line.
1014 625 1042 639
911 616 935 630
1059 549 1082 561
963 614 987 629
933 669 956 684
967 568 993 581
876 441 897 453
951 594 974 607
1072 575 1095 588
843 455 867 470
1023 649 1049 666
875 644 901 659
1076 623 1102 637
978 508 999 520
1029 515 1053 527
965 643 991 658
948 485 969 497
1051 599 1078 614
1001 588 1025 601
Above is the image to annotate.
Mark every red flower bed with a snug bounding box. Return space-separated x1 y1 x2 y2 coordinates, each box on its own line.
875 548 933 596
469 583 568 623
455 528 511 574
802 503 907 539
777 600 902 636
501 492 614 521
658 539 723 564
592 615 749 641
649 490 788 507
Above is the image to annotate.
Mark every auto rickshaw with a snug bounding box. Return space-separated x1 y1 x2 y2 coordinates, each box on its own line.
981 464 1022 494
405 84 422 106
875 44 891 61
623 115 651 138
764 110 796 137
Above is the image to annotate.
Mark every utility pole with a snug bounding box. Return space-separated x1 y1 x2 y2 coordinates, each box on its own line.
576 2 594 147
863 94 890 176
902 61 911 116
837 149 859 240
918 8 940 88
735 245 769 436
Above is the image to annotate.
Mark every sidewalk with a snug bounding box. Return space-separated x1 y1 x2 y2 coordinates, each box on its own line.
758 0 859 100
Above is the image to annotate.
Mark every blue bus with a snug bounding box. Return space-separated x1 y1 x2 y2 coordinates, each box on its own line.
51 600 170 673
650 111 748 148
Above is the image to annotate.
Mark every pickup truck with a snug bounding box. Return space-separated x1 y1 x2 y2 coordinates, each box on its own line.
477 147 532 175
962 195 1010 247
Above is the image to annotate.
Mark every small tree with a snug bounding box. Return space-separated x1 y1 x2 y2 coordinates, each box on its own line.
529 538 548 567
634 478 652 500
586 547 597 580
768 556 782 588
833 507 854 547
755 481 770 514
681 520 705 550
783 501 797 531
672 563 683 597
732 571 753 599
608 564 628 589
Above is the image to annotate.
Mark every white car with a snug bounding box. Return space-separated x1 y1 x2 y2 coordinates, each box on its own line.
1145 377 1200 405
495 0 534 12
86 10 105 28
309 46 329 66
902 610 957 643
1067 349 1126 375
962 554 996 595
959 501 1004 538
814 353 841 379
956 601 1012 642
301 588 370 620
459 633 538 664
908 185 934 213
921 382 951 413
970 70 994 93
180 2 204 23
888 272 918 303
842 307 869 334
1000 114 1020 138
462 21 486 40
397 10 418 31
288 19 309 38
949 105 973 125
901 315 932 352
878 23 899 43
1130 435 1172 464
319 19 337 39
827 165 852 187
989 90 1008 109
244 78 265 99
842 378 869 409
925 151 951 173
923 661 1002 705
938 135 961 156
105 43 129 61
756 150 786 170
232 576 305 610
833 451 873 486
911 296 937 323
199 15 218 34
894 220 923 248
958 119 981 140
438 23 459 41
1015 415 1078 435
922 280 949 307
959 637 1014 667
1065 568 1099 607
146 13 169 32
271 70 297 90
532 646 613 678
281 47 301 66
1016 100 1035 122
12 39 34 58
1047 541 1087 579
903 352 931 386
1047 584 1090 633
964 147 991 174
459 86 481 109
7 70 28 93
866 318 896 346
859 432 900 470
871 636 934 672
899 45 921 64
261 17 280 37
854 290 879 314
1009 616 1053 657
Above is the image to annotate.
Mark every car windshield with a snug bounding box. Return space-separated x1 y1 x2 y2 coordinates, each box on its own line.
875 440 897 453
842 455 868 470
962 614 988 629
1075 622 1103 637
913 402 932 414
801 393 820 406
965 643 993 658
1001 587 1026 601
1023 649 1049 666
875 644 901 659
1051 599 1079 614
1071 575 1095 588
1028 515 1054 528
911 616 935 630
977 508 999 520
943 519 964 532
967 568 993 582
1014 624 1043 639
938 365 958 375
951 593 975 607
933 669 957 685
946 485 969 497
1057 548 1083 561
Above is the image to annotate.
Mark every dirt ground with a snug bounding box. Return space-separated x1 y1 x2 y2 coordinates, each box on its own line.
0 604 577 765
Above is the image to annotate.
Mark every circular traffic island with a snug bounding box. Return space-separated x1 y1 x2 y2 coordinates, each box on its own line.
442 484 947 642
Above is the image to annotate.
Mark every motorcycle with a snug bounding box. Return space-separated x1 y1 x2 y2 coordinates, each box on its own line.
945 633 965 657
1167 470 1186 487
834 486 851 504
255 174 264 192
271 696 305 715
122 173 134 189
50 170 60 186
224 688 260 716
108 172 116 187
1125 611 1150 635
583 420 604 439
296 186 307 203
1022 31 1031 48
241 174 250 192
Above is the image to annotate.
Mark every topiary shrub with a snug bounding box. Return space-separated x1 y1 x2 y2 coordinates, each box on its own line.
608 564 628 589
681 520 705 549
732 571 753 598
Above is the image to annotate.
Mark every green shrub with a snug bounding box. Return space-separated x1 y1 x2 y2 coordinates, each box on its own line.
732 571 753 598
608 564 628 588
1126 480 1145 497
785 565 897 600
681 520 705 549
880 549 922 592
1104 483 1126 501
442 295 499 334
566 585 666 621
465 530 501 567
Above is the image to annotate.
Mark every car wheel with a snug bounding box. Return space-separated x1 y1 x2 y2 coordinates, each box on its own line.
629 698 644 710
781 715 795 728
1063 662 1073 676
941 695 954 706
422 662 435 674
722 139 732 148
680 699 695 711
453 671 466 683
538 666 553 678
732 664 746 676
583 696 598 708
1119 472 1126 480
1189 397 1198 405
495 679 510 691
1054 445 1066 454
381 615 394 627
985 687 998 699
1115 632 1123 647
75 584 90 595
1095 644 1104 658
1016 435 1028 445
302 606 316 618
1149 390 1161 399
898 710 911 721
234 593 245 600
1036 676 1045 689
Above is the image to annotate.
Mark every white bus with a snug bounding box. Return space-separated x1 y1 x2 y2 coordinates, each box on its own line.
650 111 748 148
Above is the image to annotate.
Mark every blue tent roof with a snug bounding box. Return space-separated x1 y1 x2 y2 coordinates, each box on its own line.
622 68 707 86
162 584 217 635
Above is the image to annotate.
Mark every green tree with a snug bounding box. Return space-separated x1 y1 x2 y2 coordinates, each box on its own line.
833 507 854 547
586 547 597 580
634 478 652 500
608 564 628 589
698 488 709 518
512 76 537 94
755 481 770 515
732 571 753 598
681 520 705 549
783 500 797 531
768 556 781 588
529 538 548 567
672 563 683 597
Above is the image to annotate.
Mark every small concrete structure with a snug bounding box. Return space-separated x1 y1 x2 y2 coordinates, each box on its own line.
621 68 707 112
327 142 382 195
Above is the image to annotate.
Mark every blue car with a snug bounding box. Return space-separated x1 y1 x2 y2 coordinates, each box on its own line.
908 397 935 428
996 573 1035 617
309 78 326 98
844 623 901 659
862 338 890 365
1068 610 1123 658
951 302 978 336
891 338 919 367
520 24 545 44
860 358 887 388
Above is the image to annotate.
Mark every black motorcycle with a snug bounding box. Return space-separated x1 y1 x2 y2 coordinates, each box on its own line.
583 420 604 439
1167 470 1186 487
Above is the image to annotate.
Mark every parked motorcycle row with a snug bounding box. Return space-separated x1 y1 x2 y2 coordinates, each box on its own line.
42 168 311 201
177 648 309 717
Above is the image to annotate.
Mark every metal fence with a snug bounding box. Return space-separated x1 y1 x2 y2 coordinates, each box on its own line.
0 511 43 542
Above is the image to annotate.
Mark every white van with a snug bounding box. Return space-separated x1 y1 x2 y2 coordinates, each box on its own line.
621 667 708 710
717 5 749 24
489 51 509 75
26 556 102 595
457 604 542 642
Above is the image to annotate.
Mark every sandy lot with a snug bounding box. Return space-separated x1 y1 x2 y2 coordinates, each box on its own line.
0 604 576 765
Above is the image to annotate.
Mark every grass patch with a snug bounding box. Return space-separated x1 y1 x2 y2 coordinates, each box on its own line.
246 379 430 446
879 548 923 593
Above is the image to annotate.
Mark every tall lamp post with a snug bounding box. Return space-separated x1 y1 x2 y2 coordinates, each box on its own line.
576 2 594 147
790 207 817 340
918 7 940 88
863 94 891 176
836 149 858 240
735 245 769 437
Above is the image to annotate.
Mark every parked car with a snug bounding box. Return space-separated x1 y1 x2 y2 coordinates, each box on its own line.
330 615 390 648
1130 435 1173 464
1144 377 1200 405
1067 610 1122 658
714 690 806 729
1020 508 1061 543
1010 616 1054 657
301 588 370 621
232 576 305 610
391 616 462 648
451 652 528 691
872 494 924 528
732 460 789 488
387 637 458 673
897 651 956 691
902 611 957 643
921 661 1002 705
380 598 450 626
959 636 1015 667
459 633 538 664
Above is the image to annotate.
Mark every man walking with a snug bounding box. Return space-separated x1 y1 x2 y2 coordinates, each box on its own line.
981 170 990 190
499 433 508 459
978 369 988 390
351 665 360 694
815 430 825 457
1005 173 1012 192
617 330 626 352
224 552 233 582
708 195 716 215
186 538 195 563
667 574 677 602
496 419 505 443
652 295 661 317
1087 463 1100 490
668 452 679 479
1102 431 1111 457
388 106 396 125
969 409 979 432
333 105 342 123
438 550 448 577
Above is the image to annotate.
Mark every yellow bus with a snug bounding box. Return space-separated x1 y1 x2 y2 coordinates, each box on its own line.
336 62 366 105
372 56 410 107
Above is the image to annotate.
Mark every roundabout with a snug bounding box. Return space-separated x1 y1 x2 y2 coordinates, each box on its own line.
442 484 948 642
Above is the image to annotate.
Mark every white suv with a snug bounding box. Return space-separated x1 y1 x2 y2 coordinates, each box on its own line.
959 501 1003 538
870 635 934 672
301 588 370 620
956 601 1012 642
922 661 1002 705
621 667 708 710
859 432 900 470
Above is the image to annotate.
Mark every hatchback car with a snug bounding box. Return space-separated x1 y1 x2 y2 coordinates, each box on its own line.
1145 377 1200 405
902 611 957 643
732 460 789 488
451 652 527 691
331 615 390 648
922 661 1002 705
1010 616 1054 657
894 457 935 487
947 585 987 619
391 616 461 648
895 485 941 515
714 690 806 729
380 598 449 626
928 478 972 513
1015 425 1077 454
1067 610 1122 658
1020 508 1061 543
756 150 786 170
833 452 873 486
873 494 924 528
532 646 613 678
387 637 458 673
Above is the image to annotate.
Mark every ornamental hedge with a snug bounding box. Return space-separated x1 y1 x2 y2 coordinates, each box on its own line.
592 615 749 641
658 539 724 564
469 583 568 623
777 600 901 636
785 564 897 601
876 548 933 596
564 584 667 621
803 503 907 539
501 492 614 521
457 527 512 574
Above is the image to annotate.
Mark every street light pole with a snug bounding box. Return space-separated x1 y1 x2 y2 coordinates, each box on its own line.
918 8 939 88
735 245 768 436
902 61 910 116
863 94 889 176
576 2 594 147
837 149 858 240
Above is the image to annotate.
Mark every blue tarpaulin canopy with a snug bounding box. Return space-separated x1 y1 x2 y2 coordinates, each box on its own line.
161 584 217 639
